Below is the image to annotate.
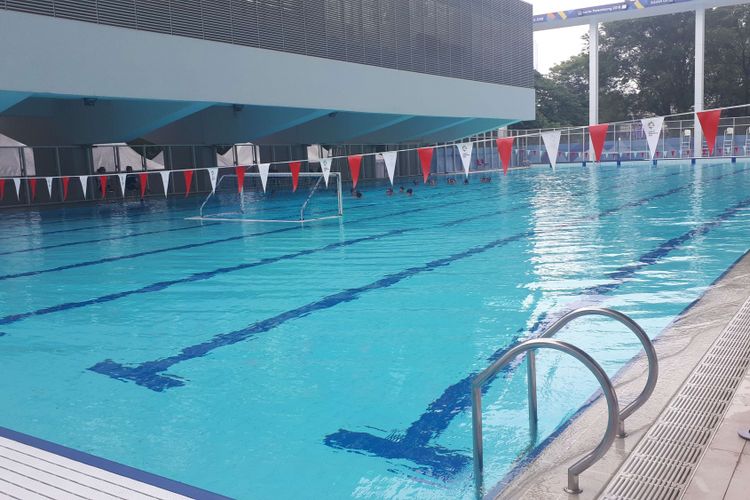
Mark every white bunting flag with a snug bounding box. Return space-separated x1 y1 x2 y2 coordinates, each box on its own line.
258 163 271 192
78 176 88 198
319 158 333 187
456 142 473 177
541 130 562 170
117 174 127 197
45 177 53 196
380 151 397 186
13 178 21 198
208 167 218 193
159 171 170 197
641 116 665 160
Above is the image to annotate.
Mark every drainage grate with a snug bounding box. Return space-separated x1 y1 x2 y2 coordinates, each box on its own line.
601 296 750 500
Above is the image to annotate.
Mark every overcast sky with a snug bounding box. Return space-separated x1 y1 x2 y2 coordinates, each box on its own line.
526 0 607 73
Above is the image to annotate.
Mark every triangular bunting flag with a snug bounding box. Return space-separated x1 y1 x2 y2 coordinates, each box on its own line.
496 137 514 175
348 155 362 189
0 179 4 200
235 166 245 193
319 158 333 187
589 124 609 162
641 117 665 160
29 178 37 201
12 178 20 199
258 163 271 192
45 177 53 197
139 173 148 199
541 130 562 170
99 175 107 199
62 177 70 201
289 161 301 192
117 173 127 197
380 151 397 186
456 143 473 178
78 176 88 198
207 167 218 194
697 109 722 155
183 170 194 197
418 147 433 183
159 171 170 197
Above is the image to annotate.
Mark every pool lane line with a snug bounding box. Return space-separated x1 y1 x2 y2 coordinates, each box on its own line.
322 193 750 481
0 172 570 277
86 166 750 394
0 198 536 326
0 177 516 256
0 164 684 270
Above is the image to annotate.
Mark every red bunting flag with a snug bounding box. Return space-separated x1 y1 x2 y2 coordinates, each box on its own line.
183 170 194 197
697 109 722 156
348 155 363 189
99 175 107 199
0 179 4 200
418 147 433 183
496 137 514 175
289 161 301 192
589 124 609 162
29 178 37 201
235 166 246 193
62 177 70 201
139 173 148 199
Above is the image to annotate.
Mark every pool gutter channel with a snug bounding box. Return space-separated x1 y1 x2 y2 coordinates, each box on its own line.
494 249 750 500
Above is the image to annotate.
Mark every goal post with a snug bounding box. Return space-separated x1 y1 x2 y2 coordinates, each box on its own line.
187 171 343 223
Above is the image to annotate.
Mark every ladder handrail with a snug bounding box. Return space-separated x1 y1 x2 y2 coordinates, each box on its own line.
472 338 620 498
535 307 658 437
471 307 658 497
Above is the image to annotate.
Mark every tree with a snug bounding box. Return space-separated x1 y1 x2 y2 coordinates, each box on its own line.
530 5 750 125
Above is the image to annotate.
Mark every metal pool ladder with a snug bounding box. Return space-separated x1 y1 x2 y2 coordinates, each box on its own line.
471 307 658 498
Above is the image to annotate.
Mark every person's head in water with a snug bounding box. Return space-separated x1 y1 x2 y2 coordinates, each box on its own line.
464 178 469 184
355 190 363 199
399 186 405 193
406 188 413 196
386 187 393 196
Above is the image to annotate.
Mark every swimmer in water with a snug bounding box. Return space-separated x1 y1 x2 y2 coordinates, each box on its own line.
406 188 413 196
386 187 393 196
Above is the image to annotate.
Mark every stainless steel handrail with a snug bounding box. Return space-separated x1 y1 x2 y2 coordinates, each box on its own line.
472 338 620 498
531 307 658 438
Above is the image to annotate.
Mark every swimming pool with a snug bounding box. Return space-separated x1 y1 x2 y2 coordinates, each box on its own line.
1 161 750 498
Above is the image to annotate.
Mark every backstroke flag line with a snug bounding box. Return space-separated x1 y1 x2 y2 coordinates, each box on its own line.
589 124 609 162
697 109 722 155
319 158 332 187
418 147 433 183
496 137 514 175
541 130 562 170
381 151 397 185
45 177 53 197
641 116 665 160
258 163 270 192
13 178 21 198
456 142 473 177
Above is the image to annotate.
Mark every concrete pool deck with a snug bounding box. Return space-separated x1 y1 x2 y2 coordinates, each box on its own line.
496 249 750 499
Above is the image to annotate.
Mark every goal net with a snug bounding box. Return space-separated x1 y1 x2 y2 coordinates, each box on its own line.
188 172 343 223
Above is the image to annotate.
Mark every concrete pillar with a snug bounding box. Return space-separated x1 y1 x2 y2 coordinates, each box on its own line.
694 8 705 156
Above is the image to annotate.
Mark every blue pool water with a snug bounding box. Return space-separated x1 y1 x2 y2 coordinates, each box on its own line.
1 161 750 498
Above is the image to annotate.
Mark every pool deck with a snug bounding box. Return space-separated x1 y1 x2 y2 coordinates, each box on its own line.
496 249 750 499
0 428 226 499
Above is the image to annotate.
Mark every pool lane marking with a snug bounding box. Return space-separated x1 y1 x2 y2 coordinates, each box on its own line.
1 163 673 254
0 172 587 281
86 166 750 394
0 199 536 326
0 166 685 280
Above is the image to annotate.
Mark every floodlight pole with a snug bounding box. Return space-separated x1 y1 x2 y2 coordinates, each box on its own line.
589 21 599 161
694 8 705 156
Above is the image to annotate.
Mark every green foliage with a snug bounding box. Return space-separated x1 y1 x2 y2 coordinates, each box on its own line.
524 5 750 126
